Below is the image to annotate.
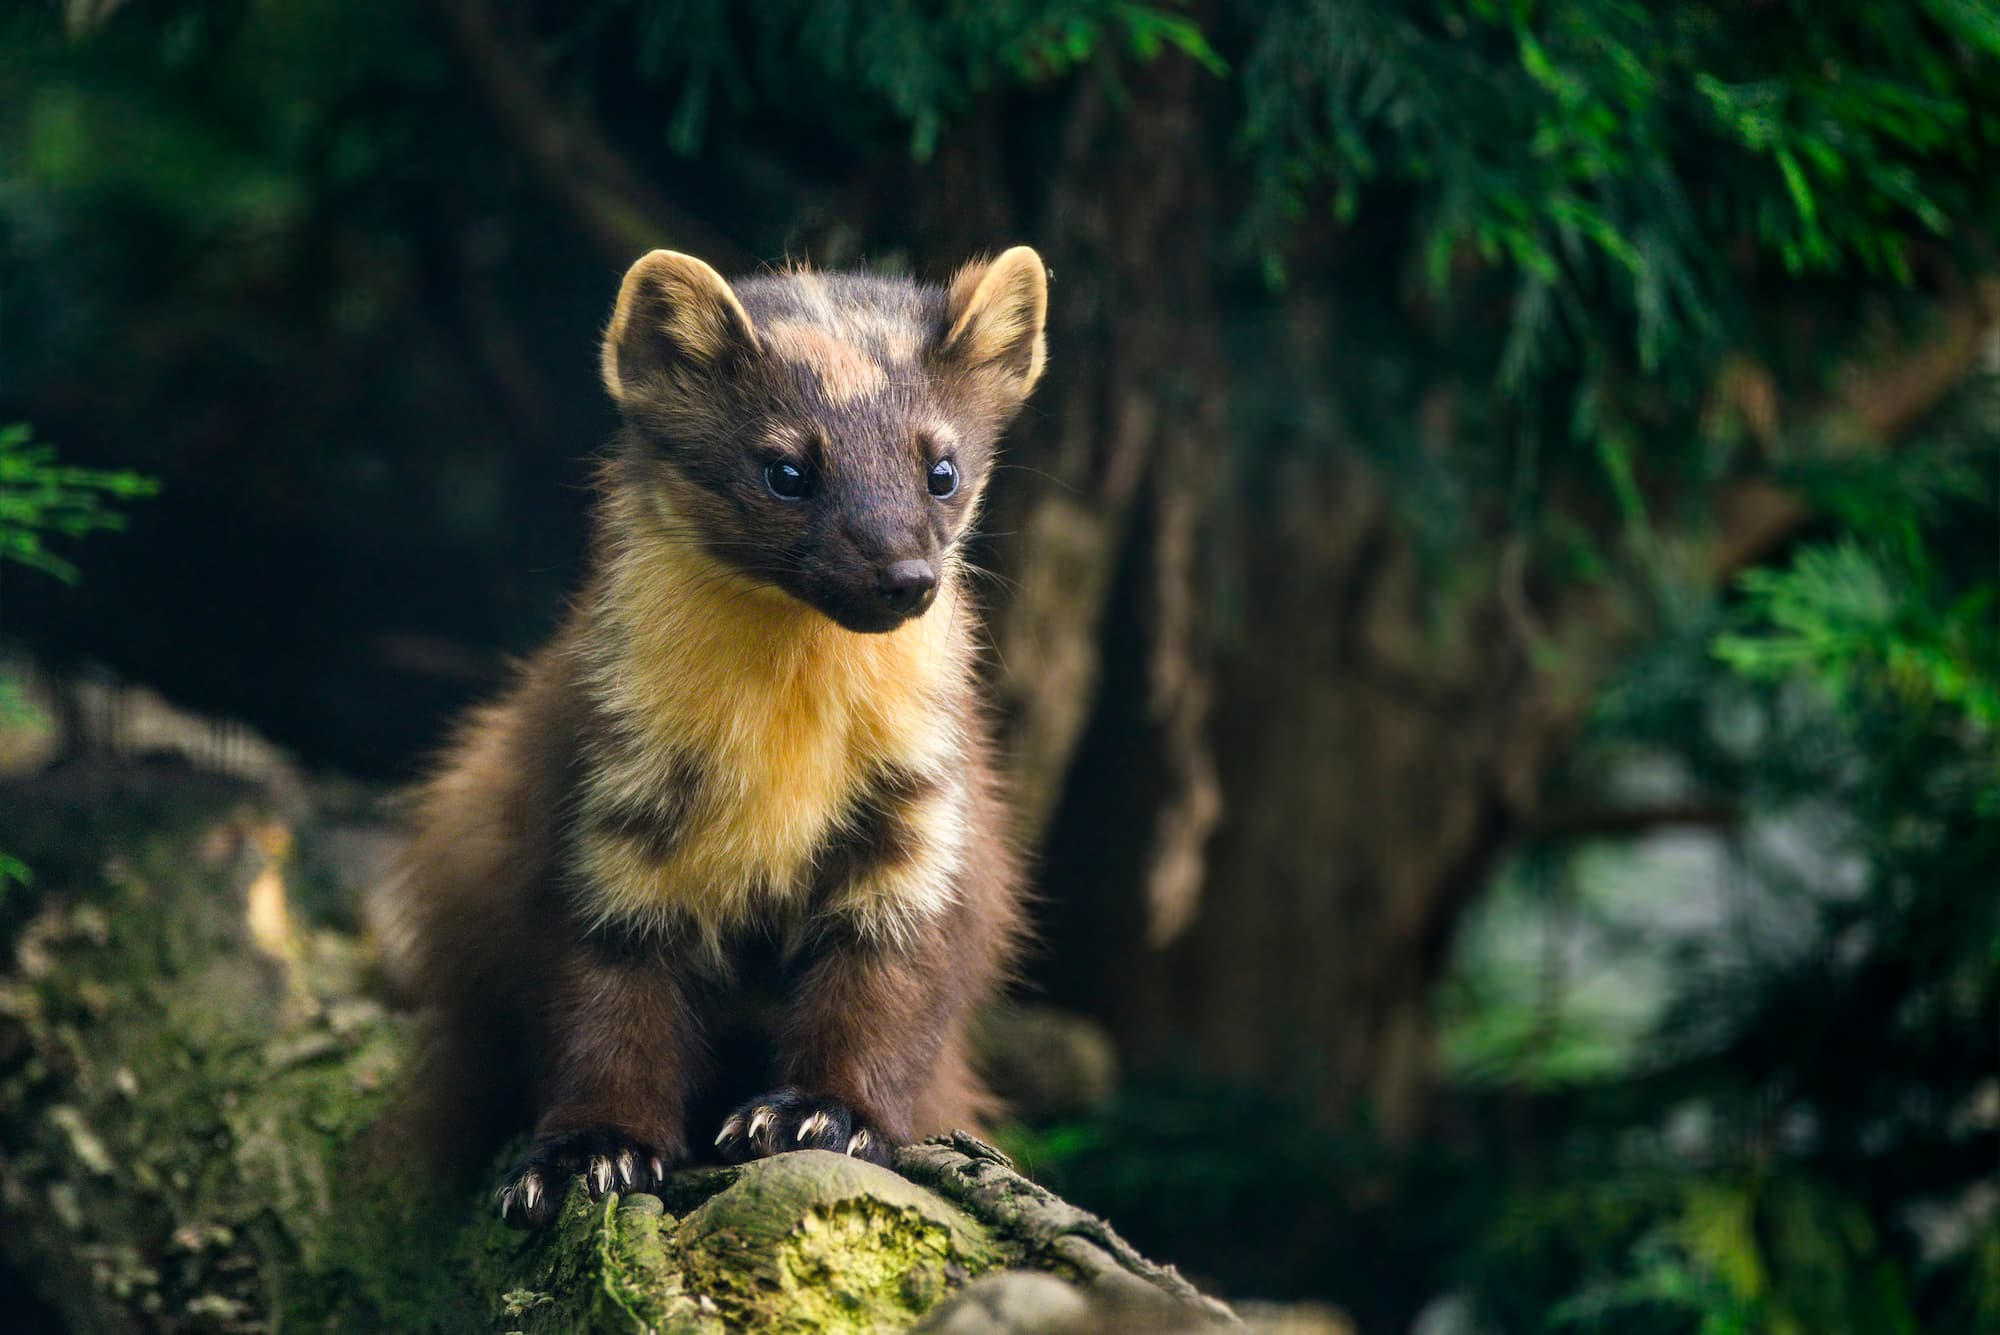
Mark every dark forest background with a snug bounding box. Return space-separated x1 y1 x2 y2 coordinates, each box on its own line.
3 1 1997 1330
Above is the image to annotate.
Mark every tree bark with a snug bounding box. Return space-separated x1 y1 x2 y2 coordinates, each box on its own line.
1042 458 1539 1134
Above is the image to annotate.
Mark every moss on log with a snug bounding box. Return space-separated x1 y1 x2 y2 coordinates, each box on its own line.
0 767 1234 1332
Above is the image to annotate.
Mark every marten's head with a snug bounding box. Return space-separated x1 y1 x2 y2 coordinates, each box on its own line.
599 248 1047 634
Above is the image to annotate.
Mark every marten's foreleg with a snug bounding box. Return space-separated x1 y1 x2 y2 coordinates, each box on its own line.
714 914 966 1166
496 938 699 1227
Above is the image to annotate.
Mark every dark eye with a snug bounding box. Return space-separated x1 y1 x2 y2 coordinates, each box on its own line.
765 459 813 501
927 458 959 499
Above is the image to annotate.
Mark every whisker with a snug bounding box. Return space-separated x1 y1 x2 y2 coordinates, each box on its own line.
989 463 1079 493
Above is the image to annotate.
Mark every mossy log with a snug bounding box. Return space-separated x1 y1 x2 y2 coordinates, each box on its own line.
0 766 1235 1332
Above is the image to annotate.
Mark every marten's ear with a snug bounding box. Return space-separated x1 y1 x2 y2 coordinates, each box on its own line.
601 250 759 402
941 246 1048 398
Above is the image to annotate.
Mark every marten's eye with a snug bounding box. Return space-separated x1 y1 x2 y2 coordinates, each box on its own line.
927 458 960 499
764 459 813 502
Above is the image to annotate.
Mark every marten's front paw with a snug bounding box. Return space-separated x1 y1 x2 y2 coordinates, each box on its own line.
496 1127 673 1229
714 1088 893 1166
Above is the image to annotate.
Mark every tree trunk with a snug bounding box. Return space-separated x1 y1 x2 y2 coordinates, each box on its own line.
1039 456 1544 1134
1038 284 1997 1137
1158 488 1538 1133
0 763 1237 1333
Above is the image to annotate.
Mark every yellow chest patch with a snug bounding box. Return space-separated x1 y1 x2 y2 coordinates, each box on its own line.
573 521 970 945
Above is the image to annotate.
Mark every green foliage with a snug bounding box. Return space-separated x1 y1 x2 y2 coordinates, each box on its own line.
1481 399 1998 1332
1243 0 1707 371
1230 0 2000 576
1526 1173 1922 1335
0 424 156 583
0 1 440 243
1716 539 2000 730
1714 383 2000 733
0 422 153 893
1240 0 1998 355
576 0 1221 158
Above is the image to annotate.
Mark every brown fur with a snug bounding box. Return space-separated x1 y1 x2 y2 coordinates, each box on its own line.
372 247 1047 1218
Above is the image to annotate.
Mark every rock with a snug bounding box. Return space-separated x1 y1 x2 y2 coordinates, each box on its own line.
975 1005 1119 1118
1236 1300 1357 1335
912 1272 1093 1333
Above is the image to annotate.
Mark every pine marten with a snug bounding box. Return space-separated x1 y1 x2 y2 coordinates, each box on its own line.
370 246 1045 1227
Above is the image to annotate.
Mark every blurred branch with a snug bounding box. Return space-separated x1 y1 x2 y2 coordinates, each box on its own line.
1489 280 2000 852
1703 277 2000 584
428 0 749 270
1533 277 2000 698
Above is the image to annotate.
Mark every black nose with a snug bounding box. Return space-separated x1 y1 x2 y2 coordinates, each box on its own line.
875 559 938 615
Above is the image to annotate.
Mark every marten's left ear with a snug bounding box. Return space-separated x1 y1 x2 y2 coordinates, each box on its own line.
601 250 760 403
941 246 1048 398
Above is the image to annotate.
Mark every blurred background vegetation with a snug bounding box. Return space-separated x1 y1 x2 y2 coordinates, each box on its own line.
2 1 1995 1330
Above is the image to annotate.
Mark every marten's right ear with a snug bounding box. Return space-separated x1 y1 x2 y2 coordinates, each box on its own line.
601 250 759 402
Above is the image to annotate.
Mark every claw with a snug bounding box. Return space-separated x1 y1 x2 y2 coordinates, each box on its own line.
589 1155 613 1195
523 1173 543 1212
716 1115 744 1147
846 1129 872 1157
797 1111 832 1143
649 1155 666 1184
498 1185 517 1218
616 1150 636 1186
747 1107 775 1141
